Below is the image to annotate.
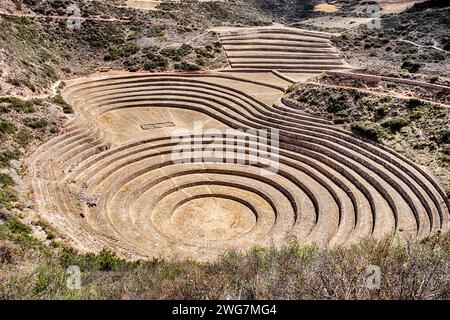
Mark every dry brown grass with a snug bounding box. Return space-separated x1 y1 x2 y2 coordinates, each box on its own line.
0 210 448 300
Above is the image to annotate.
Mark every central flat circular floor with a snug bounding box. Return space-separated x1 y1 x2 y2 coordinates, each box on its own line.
171 197 257 241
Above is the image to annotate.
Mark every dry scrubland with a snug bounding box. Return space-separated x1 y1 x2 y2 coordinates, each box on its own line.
0 0 449 299
1 209 449 299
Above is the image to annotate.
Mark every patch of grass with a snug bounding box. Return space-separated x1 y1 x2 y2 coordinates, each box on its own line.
7 218 31 235
52 94 73 114
409 110 425 121
0 189 18 209
104 43 140 61
351 121 385 141
0 119 17 137
0 97 35 113
148 25 166 37
24 117 48 129
437 130 450 144
15 129 34 147
401 60 421 73
42 64 57 80
381 116 410 132
0 149 21 168
407 98 424 109
144 52 167 71
195 47 214 59
0 173 15 188
174 62 201 71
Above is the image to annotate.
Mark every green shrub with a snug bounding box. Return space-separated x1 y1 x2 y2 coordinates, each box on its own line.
375 105 389 117
401 60 421 73
178 44 193 56
42 64 57 80
175 62 201 71
437 130 450 144
104 43 140 61
15 129 33 147
0 119 17 136
409 110 425 120
326 95 349 113
429 75 439 83
52 94 74 114
381 117 410 132
0 188 17 207
144 52 167 71
413 141 436 150
0 97 35 113
441 144 450 155
7 217 31 235
351 121 384 141
0 149 21 168
0 173 14 188
195 47 214 59
286 84 296 94
148 24 166 37
407 98 423 109
24 117 48 129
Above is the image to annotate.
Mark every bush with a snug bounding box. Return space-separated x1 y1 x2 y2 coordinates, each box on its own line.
42 64 57 80
24 117 48 129
15 129 33 147
52 94 73 114
437 130 450 144
175 62 201 71
144 52 167 71
0 149 21 168
0 188 18 207
326 94 349 114
429 75 439 83
0 119 17 136
375 105 389 117
0 97 35 113
104 43 140 61
148 24 166 37
351 121 384 141
381 117 410 132
0 173 14 188
407 98 423 109
6 218 31 235
195 47 214 59
401 60 421 73
409 110 425 120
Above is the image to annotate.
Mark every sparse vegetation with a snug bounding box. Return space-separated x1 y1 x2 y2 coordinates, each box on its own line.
351 121 384 141
52 94 73 114
0 218 448 299
381 117 410 132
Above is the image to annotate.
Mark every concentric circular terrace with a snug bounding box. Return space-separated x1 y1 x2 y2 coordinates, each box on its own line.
27 27 450 261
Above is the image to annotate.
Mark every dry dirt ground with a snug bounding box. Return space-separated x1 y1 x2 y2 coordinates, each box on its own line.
24 25 450 261
378 0 428 14
121 0 223 11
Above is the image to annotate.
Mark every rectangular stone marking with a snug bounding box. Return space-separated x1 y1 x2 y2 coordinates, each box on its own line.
141 121 175 130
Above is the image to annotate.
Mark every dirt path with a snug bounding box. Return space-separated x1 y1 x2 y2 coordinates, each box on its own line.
0 11 130 23
399 39 446 53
